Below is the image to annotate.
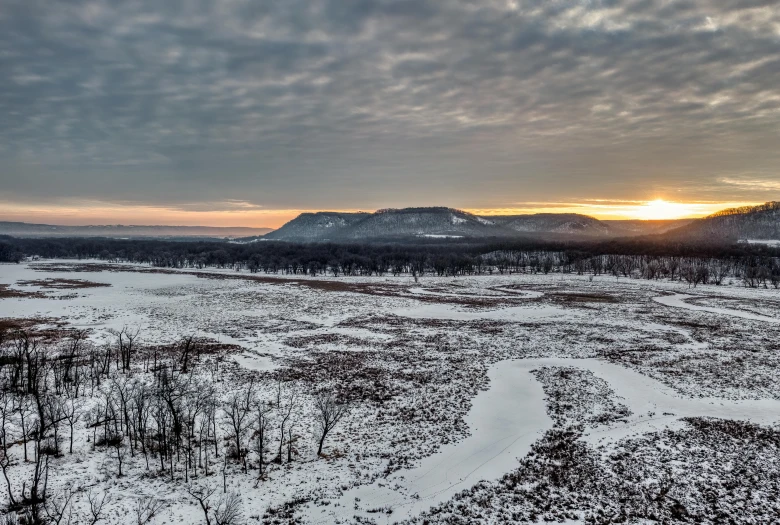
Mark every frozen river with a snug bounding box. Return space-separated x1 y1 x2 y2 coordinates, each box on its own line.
305 353 780 523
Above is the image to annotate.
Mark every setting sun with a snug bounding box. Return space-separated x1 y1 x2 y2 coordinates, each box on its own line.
633 199 700 220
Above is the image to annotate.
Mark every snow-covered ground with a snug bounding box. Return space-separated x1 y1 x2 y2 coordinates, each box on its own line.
1 260 779 524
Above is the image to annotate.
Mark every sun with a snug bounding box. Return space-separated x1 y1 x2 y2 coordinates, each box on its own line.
633 199 697 220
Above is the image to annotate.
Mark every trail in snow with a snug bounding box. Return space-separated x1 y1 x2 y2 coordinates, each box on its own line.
303 357 780 524
653 293 780 323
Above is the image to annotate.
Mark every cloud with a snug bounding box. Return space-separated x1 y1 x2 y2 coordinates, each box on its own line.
720 177 780 192
1 0 779 213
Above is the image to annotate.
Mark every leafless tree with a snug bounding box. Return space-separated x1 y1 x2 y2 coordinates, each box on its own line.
222 382 254 472
0 391 13 455
87 489 110 525
110 326 141 373
313 393 350 456
187 485 217 525
1 449 16 507
60 398 82 454
44 484 76 525
187 486 243 525
109 433 125 477
276 387 298 464
213 492 243 525
14 390 34 463
43 393 67 456
133 496 165 525
178 335 199 374
251 399 273 480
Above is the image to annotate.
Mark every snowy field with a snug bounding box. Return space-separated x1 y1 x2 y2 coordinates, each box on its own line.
1 260 779 524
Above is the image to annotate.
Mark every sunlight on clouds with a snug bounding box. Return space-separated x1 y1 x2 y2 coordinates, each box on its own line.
0 200 309 228
469 200 761 220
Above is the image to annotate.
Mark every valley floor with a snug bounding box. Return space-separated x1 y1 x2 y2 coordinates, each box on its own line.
1 261 779 524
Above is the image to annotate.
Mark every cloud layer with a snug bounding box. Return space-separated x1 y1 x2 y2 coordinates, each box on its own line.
1 0 779 216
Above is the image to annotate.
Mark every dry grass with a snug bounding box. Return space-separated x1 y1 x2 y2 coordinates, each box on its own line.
0 284 45 299
17 278 112 289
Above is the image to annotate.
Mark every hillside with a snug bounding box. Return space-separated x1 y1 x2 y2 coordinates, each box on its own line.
603 219 695 236
264 207 687 241
262 212 370 241
0 221 273 239
665 201 780 241
490 213 612 236
343 207 503 239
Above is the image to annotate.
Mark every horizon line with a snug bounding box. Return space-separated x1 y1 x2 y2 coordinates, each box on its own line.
0 199 768 229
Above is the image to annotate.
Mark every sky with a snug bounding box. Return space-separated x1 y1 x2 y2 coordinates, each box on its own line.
1 0 779 228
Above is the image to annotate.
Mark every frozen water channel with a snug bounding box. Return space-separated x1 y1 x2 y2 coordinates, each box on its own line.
305 356 780 524
653 293 780 323
303 360 551 524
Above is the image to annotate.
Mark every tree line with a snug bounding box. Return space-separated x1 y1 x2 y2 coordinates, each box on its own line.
1 235 779 288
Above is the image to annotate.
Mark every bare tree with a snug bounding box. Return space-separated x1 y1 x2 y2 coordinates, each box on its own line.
178 335 199 374
276 387 298 464
222 383 254 472
213 492 243 525
44 485 76 525
187 486 243 525
187 485 217 525
251 399 272 480
111 326 141 373
109 433 125 477
0 391 13 455
13 394 33 462
134 496 165 525
0 450 16 507
43 393 67 456
87 489 110 525
313 393 350 457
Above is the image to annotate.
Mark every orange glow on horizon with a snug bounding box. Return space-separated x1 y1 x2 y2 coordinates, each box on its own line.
0 199 763 228
468 200 760 221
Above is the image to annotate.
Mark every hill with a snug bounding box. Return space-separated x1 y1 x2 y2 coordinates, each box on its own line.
490 213 611 236
603 219 696 236
264 207 690 241
664 202 780 241
0 221 273 239
262 212 370 241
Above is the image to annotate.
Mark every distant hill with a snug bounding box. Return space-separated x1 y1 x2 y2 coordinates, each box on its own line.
343 208 501 239
263 207 692 241
603 219 696 236
262 212 370 241
490 213 611 236
263 208 500 241
0 221 273 239
664 202 780 241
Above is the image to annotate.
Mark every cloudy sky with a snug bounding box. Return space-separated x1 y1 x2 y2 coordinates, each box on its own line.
1 0 779 226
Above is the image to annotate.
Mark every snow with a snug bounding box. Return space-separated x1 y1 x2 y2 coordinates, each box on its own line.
393 303 570 322
654 293 780 323
233 352 279 372
741 239 780 246
407 286 543 299
304 354 780 522
2 260 780 523
303 360 551 523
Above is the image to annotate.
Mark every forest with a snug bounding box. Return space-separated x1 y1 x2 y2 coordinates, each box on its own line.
0 327 349 524
1 236 779 289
